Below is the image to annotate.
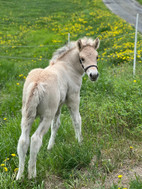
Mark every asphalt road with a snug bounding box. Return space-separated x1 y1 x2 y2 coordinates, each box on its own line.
103 0 142 33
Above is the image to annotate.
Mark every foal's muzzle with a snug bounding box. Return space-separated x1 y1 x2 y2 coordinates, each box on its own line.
89 72 99 81
87 66 99 81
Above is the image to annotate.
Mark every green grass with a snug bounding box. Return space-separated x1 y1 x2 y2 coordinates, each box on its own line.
137 0 142 4
0 0 142 188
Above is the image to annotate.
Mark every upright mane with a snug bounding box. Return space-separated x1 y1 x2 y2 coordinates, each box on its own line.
49 42 76 65
49 37 95 65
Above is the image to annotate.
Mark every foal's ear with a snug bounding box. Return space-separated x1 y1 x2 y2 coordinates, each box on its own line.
77 39 83 51
93 38 100 50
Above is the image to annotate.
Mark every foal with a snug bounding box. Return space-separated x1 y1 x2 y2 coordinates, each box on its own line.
16 37 100 180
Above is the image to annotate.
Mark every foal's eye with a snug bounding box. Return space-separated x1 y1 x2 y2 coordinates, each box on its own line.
80 57 85 62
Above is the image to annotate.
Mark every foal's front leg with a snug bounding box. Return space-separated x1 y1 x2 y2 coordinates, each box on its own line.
67 93 82 143
71 110 82 143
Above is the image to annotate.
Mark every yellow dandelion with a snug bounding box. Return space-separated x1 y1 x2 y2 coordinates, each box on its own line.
133 80 136 83
0 164 5 167
4 158 9 162
14 168 19 172
130 146 133 149
118 175 123 178
52 40 57 43
11 154 16 157
16 83 20 85
3 118 7 121
23 76 26 79
4 167 8 172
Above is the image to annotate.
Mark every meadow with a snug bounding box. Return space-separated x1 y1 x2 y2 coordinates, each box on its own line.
0 0 142 188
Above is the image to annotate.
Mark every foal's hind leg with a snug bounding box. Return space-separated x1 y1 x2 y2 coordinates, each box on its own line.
47 107 61 150
28 116 52 179
16 117 33 180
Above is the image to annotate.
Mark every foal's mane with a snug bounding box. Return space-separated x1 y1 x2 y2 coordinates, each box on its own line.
49 37 95 65
49 42 76 65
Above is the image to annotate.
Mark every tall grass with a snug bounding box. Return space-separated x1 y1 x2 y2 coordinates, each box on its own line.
0 0 142 188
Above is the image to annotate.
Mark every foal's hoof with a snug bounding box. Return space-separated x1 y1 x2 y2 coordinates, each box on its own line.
47 145 53 150
16 173 23 180
47 142 54 150
28 173 36 179
28 167 36 179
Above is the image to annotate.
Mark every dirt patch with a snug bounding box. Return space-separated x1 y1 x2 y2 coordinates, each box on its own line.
104 161 142 188
90 157 142 189
44 142 142 189
44 162 142 189
45 173 65 189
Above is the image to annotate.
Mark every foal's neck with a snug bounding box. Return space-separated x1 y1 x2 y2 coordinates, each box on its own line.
61 47 84 76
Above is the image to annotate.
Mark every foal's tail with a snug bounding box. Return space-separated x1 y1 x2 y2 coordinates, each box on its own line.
22 82 45 124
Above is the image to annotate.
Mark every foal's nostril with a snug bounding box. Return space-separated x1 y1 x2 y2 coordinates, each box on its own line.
90 73 93 78
89 73 99 81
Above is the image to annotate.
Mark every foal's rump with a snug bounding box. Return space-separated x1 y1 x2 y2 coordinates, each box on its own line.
22 68 60 120
22 82 45 121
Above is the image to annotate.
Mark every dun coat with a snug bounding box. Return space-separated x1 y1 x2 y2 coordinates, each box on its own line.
16 37 100 180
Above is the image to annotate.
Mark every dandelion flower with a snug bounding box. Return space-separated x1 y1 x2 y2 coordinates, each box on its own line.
11 154 16 157
118 175 123 178
14 168 19 172
0 164 5 167
4 167 8 172
130 146 133 149
16 83 20 85
133 80 136 83
4 158 9 161
3 118 7 121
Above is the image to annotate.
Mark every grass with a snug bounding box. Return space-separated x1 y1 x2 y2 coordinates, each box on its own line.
0 0 142 188
137 0 142 4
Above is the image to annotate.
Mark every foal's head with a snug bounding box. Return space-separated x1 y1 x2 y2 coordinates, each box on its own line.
77 38 100 81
